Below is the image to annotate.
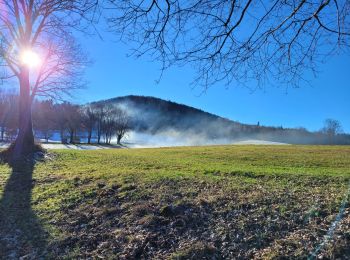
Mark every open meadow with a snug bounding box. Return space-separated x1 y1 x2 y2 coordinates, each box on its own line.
1 1 349 258
1 145 350 259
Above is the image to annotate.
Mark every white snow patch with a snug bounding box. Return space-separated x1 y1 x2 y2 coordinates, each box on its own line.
0 142 121 150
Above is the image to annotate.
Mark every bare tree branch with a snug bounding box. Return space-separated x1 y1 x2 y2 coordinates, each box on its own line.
107 0 350 89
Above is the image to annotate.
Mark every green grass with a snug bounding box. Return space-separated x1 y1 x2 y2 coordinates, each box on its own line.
1 145 350 259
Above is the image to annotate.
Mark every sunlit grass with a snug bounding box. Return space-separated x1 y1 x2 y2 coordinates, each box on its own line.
0 145 350 258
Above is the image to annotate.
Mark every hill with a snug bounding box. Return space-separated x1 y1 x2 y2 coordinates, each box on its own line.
98 95 243 135
94 95 350 145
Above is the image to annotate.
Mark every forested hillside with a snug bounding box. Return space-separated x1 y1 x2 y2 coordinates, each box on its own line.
96 95 350 145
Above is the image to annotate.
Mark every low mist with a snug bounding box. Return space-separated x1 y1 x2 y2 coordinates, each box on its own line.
104 96 350 147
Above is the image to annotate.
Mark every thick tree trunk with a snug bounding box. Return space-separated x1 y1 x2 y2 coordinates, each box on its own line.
117 135 122 145
45 133 49 143
69 130 74 144
74 131 78 143
87 129 92 144
60 129 65 143
13 67 35 158
0 127 4 141
97 122 101 144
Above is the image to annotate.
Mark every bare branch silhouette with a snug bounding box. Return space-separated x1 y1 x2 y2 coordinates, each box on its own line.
108 0 350 88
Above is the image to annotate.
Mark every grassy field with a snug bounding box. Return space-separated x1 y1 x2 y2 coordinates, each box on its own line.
0 145 350 259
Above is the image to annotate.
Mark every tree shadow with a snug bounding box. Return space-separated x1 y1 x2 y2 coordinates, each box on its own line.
0 160 47 259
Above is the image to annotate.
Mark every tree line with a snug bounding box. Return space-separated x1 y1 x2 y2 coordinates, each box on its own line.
0 91 130 145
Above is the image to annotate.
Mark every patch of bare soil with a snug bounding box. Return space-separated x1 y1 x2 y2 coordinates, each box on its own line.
47 177 350 259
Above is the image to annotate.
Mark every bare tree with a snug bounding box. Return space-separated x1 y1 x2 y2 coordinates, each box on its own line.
65 103 83 144
0 0 95 158
93 103 107 144
32 99 55 142
101 105 117 144
53 102 83 144
108 0 350 89
82 105 98 144
115 108 130 145
321 118 343 136
0 89 18 141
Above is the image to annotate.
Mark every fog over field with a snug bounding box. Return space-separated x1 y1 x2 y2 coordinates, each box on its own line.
124 131 289 148
0 131 289 150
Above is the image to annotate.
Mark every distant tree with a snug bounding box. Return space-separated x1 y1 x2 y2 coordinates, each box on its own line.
54 103 69 143
296 127 309 133
82 105 98 144
0 90 10 140
0 90 18 141
33 100 55 142
321 118 343 136
54 102 82 144
93 104 107 144
101 105 117 144
115 109 130 145
93 103 131 145
65 104 83 144
109 1 350 89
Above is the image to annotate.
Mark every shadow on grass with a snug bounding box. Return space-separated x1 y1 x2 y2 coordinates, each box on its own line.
0 161 47 259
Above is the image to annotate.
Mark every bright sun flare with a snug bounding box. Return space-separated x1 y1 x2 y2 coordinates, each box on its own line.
20 50 41 67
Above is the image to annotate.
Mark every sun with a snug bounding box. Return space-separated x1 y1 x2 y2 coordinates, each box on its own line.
20 49 41 68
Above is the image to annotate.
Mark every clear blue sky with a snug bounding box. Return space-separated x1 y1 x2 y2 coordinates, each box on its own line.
75 31 350 133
